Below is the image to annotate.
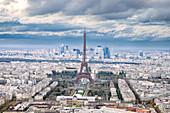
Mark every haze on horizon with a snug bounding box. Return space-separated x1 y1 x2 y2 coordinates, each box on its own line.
0 0 170 49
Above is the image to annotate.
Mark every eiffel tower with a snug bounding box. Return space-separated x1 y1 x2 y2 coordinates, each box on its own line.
75 28 94 84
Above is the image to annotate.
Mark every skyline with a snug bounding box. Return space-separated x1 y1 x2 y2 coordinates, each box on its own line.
0 0 170 49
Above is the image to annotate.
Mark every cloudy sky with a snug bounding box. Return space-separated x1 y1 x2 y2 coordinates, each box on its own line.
0 0 170 49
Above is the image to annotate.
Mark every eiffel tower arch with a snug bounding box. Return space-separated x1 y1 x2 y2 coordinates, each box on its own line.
75 28 94 84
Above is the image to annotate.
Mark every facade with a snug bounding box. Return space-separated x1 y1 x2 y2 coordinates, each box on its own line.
118 79 136 102
56 94 97 106
73 49 81 58
139 50 144 57
59 43 68 55
95 46 104 59
103 47 110 59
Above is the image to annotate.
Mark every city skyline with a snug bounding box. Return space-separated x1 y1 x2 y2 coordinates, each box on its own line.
0 1 170 112
0 0 170 49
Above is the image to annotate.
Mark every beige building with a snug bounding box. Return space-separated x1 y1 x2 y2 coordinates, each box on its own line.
57 94 97 106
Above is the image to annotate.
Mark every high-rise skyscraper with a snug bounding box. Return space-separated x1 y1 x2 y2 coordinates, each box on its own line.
95 46 103 59
139 50 144 57
73 49 80 58
73 49 80 55
60 43 65 54
59 43 69 55
103 47 110 59
88 48 95 59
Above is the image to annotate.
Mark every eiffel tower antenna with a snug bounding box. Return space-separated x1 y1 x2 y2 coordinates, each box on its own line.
83 27 86 62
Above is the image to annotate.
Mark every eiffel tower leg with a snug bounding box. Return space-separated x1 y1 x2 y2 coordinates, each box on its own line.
85 64 89 74
75 78 79 84
89 77 94 84
80 65 83 74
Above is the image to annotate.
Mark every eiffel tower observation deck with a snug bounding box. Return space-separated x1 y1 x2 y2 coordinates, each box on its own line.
75 28 94 84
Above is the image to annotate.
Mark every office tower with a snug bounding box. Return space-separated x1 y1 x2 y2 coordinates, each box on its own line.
88 48 95 59
73 49 80 55
139 50 144 57
95 46 103 59
61 43 65 54
59 43 69 55
103 47 110 59
65 45 68 50
73 49 81 58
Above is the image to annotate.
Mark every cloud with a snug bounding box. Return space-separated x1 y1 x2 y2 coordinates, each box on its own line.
26 0 170 22
112 23 170 41
0 0 27 15
0 21 82 37
0 0 169 46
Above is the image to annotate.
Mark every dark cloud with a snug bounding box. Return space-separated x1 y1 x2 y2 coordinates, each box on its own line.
27 0 146 15
134 8 170 22
101 10 135 20
0 21 80 32
26 0 170 22
27 0 70 15
0 0 169 47
0 34 170 49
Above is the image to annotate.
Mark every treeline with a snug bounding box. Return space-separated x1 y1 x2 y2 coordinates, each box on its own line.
0 58 140 65
47 70 77 78
96 71 123 79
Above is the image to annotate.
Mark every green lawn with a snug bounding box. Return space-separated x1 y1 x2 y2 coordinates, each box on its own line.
66 67 76 69
67 105 72 107
80 86 86 89
76 105 81 107
76 92 84 96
